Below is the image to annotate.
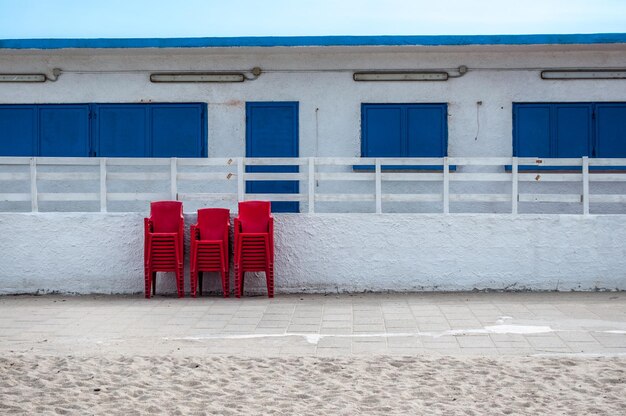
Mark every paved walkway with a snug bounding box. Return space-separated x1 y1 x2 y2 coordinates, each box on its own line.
1 292 625 357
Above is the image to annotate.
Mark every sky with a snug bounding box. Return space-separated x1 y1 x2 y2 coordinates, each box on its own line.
0 0 625 39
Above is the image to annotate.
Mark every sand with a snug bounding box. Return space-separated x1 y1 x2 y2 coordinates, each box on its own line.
1 354 624 415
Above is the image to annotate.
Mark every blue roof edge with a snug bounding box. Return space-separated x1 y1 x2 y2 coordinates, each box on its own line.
1 33 625 50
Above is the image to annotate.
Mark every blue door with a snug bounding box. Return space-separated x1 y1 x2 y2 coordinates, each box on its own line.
0 105 37 156
151 104 205 157
246 102 299 213
38 105 90 156
94 104 149 157
595 103 626 157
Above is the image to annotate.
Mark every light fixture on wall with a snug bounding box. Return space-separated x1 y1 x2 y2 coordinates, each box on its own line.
0 73 47 82
541 69 626 80
353 71 449 81
150 72 245 83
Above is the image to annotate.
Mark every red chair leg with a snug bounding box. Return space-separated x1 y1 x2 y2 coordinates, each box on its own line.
190 270 197 298
144 267 151 299
266 265 274 298
177 266 184 298
152 272 157 297
221 270 229 298
235 266 242 298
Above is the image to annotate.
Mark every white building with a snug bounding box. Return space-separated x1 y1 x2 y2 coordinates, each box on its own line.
1 34 625 294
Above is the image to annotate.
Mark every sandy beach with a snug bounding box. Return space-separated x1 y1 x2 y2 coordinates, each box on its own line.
1 354 625 415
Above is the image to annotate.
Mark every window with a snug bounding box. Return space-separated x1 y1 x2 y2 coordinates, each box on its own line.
514 102 626 159
0 103 207 157
360 103 448 170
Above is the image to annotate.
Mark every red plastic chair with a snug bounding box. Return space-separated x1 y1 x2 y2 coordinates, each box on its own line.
234 201 274 298
144 201 184 299
190 208 230 298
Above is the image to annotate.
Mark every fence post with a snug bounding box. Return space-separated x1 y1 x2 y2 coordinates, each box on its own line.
30 157 38 212
582 156 590 215
443 157 450 214
308 157 315 213
237 157 245 202
375 158 382 213
170 158 177 200
512 157 518 215
100 158 107 212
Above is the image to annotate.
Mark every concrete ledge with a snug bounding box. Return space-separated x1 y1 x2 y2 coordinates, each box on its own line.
0 213 624 294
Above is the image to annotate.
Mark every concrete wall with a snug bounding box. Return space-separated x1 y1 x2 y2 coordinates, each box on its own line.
2 45 626 160
1 212 624 295
2 44 626 214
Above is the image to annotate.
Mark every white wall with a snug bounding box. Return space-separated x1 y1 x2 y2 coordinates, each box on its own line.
1 212 624 295
2 44 626 214
2 45 626 160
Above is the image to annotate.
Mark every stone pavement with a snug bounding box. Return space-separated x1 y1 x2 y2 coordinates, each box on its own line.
1 292 625 357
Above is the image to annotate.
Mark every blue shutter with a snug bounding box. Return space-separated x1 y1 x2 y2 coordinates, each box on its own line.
0 105 37 156
514 104 551 157
245 102 299 213
94 104 148 157
406 104 447 157
554 104 592 157
361 105 403 157
360 103 447 170
595 103 626 158
38 105 90 156
151 104 205 157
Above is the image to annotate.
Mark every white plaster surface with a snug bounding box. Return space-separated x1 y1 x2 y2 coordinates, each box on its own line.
1 212 624 295
1 45 625 162
2 45 626 214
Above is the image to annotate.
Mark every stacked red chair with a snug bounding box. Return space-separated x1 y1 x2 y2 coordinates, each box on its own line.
190 208 230 298
144 201 185 299
234 201 274 298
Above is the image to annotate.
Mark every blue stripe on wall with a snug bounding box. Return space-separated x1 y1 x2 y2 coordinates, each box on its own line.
1 33 625 50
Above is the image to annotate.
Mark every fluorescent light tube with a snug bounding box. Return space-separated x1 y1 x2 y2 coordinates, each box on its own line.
0 74 46 82
541 70 626 80
353 71 449 81
150 73 245 83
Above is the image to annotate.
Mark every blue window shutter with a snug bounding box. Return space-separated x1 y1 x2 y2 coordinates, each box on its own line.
554 104 592 157
151 103 206 157
595 103 626 157
246 104 298 157
38 105 90 156
0 105 37 156
514 104 551 157
362 105 403 157
94 104 148 157
245 102 299 213
406 105 447 157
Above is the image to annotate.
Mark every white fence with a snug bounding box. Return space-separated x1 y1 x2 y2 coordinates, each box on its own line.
1 156 626 214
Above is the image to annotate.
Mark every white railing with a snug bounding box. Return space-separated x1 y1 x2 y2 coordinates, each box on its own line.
1 156 626 214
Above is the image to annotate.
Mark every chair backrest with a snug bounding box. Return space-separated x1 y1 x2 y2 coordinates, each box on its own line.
197 208 230 240
238 201 271 233
150 201 183 233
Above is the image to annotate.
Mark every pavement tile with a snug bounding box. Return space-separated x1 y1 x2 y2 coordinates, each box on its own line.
317 337 351 348
322 314 352 321
352 341 388 354
320 327 351 335
321 321 352 329
352 324 386 333
287 325 320 333
526 336 570 349
591 333 626 348
456 335 496 349
257 320 290 328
